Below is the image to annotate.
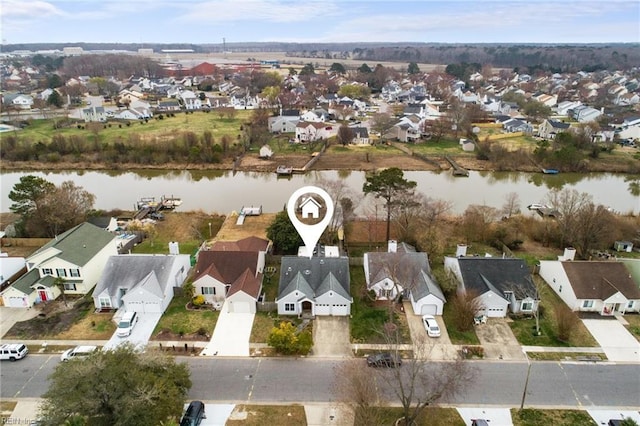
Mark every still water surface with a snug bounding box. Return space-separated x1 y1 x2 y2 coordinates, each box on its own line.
1 170 638 215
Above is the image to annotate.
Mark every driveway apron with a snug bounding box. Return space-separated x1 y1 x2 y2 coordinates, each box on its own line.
202 301 254 357
311 316 351 357
456 407 514 426
0 307 39 338
582 318 640 362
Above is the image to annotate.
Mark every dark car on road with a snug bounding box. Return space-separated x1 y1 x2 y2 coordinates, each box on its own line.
366 352 402 368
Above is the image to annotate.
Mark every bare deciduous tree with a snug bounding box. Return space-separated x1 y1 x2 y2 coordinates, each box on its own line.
451 290 484 332
553 301 579 343
372 331 477 425
333 360 384 426
501 192 522 219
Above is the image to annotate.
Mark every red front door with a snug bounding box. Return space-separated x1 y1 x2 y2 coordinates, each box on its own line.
38 290 48 302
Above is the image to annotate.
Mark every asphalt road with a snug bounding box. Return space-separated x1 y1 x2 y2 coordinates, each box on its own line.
2 355 639 408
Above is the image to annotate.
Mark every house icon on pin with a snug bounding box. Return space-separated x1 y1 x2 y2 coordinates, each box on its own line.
300 196 322 219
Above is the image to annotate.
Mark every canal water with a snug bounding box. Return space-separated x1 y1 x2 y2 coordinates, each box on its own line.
1 169 638 215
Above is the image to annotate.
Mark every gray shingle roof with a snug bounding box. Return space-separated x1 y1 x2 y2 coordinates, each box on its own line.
92 254 183 299
278 257 350 301
457 258 536 299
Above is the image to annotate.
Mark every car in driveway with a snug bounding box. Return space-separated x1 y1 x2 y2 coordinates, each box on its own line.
471 420 489 426
116 311 139 337
366 352 402 368
422 315 441 337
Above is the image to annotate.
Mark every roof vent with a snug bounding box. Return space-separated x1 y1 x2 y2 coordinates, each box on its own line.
304 269 311 275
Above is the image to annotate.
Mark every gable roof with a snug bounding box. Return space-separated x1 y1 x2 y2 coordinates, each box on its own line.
28 222 115 267
562 261 640 300
226 268 262 298
93 255 185 298
194 251 258 284
210 236 269 252
278 256 350 301
457 258 536 299
366 249 444 302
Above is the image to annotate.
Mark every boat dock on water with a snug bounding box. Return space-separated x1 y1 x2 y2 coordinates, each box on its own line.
276 165 293 176
136 195 182 211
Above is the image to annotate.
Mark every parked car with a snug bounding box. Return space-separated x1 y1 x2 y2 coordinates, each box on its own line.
116 311 139 337
422 315 441 337
61 345 98 362
366 352 402 368
180 400 206 426
0 343 29 361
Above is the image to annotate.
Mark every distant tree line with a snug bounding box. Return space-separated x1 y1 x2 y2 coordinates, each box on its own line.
0 129 238 166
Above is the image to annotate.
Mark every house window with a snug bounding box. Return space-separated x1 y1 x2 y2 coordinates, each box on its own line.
521 301 533 311
558 285 562 293
582 300 594 308
63 282 76 291
56 269 67 278
285 303 295 312
627 301 634 309
99 297 111 308
42 268 53 276
201 287 215 295
69 269 80 278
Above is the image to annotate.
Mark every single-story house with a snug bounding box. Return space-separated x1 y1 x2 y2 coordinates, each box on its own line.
1 223 117 308
192 236 269 313
277 256 352 317
444 252 538 317
92 254 190 313
538 260 640 315
364 241 446 315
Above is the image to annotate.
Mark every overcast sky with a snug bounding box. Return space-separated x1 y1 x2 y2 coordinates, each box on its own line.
2 0 639 45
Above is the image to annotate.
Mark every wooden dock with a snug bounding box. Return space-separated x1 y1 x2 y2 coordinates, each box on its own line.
445 155 469 177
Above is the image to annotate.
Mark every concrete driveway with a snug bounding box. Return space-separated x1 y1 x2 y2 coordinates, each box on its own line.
582 318 640 362
103 312 162 351
0 307 39 338
457 407 513 426
183 403 234 426
201 301 254 357
588 409 640 425
402 301 458 360
475 318 526 360
311 316 351 357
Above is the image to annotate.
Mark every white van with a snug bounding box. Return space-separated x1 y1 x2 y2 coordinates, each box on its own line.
116 311 139 337
61 345 98 362
0 343 29 361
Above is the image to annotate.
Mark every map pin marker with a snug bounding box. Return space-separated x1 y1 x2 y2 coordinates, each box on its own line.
287 186 334 259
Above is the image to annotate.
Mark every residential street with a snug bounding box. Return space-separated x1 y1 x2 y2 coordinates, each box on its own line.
2 355 639 408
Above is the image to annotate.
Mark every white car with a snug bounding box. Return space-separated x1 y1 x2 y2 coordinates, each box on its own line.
422 315 441 337
116 311 139 337
61 345 98 362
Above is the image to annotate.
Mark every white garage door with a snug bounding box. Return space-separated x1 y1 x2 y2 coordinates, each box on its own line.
126 301 144 312
485 306 506 317
420 304 438 315
6 297 26 308
230 301 251 314
315 304 331 316
331 304 349 316
144 301 161 313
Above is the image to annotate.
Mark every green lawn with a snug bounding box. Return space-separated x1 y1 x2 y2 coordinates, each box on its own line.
623 313 640 342
349 265 411 344
441 296 480 345
12 110 254 146
509 280 597 347
409 139 465 155
152 294 218 337
226 405 306 426
511 408 596 426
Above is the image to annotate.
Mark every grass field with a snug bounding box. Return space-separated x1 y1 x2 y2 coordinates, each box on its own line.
226 404 307 425
152 294 218 337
